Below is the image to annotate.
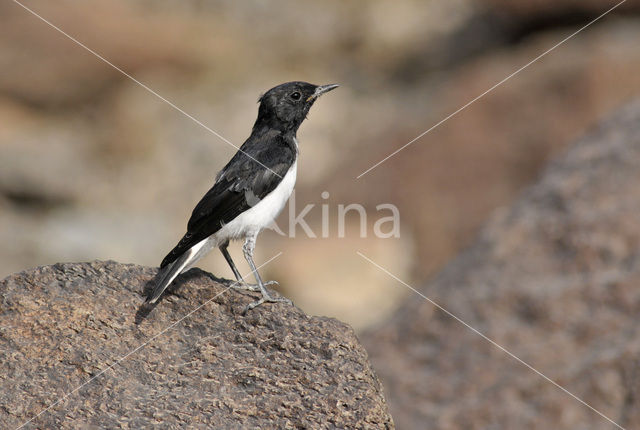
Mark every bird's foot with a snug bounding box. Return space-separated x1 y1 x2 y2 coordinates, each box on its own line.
229 280 278 292
243 293 292 313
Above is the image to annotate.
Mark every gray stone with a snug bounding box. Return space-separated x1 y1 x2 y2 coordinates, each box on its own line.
0 261 394 429
363 100 640 429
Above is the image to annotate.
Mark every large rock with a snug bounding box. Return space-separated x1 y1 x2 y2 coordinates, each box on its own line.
363 100 640 429
338 18 640 283
0 261 393 429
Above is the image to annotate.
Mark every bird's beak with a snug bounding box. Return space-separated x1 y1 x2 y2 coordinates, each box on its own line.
307 84 339 101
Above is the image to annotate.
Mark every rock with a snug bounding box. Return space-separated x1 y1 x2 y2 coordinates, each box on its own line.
0 261 393 429
340 18 640 283
362 100 640 429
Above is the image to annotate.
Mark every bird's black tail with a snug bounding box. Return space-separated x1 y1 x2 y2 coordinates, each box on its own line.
146 250 192 303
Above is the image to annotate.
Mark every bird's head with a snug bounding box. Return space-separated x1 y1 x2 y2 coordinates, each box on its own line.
254 81 339 134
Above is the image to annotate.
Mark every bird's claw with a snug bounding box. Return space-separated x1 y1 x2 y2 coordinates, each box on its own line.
243 294 292 314
230 280 278 291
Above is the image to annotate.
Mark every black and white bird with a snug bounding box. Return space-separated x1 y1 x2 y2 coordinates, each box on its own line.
146 81 338 310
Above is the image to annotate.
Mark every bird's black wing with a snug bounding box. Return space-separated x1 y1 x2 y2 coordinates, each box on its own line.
160 132 295 268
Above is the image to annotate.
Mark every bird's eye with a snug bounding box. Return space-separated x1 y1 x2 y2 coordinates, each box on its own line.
290 91 301 100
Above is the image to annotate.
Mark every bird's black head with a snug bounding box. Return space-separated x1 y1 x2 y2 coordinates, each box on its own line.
253 81 338 135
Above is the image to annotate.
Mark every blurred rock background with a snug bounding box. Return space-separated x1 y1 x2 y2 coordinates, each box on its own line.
2 0 640 333
363 99 640 429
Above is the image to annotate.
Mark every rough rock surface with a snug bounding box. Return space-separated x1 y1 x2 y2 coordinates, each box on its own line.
363 100 640 429
0 262 393 429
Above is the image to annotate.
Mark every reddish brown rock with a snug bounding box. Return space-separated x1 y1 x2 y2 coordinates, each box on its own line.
340 18 640 283
0 262 393 429
363 100 640 429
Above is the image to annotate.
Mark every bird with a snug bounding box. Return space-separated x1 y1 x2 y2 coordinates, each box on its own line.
145 81 338 311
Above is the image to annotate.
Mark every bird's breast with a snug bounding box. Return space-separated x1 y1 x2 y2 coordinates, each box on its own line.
257 160 297 221
215 161 297 241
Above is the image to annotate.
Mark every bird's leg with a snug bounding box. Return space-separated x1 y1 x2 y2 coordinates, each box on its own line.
219 241 250 288
219 241 277 292
242 235 291 312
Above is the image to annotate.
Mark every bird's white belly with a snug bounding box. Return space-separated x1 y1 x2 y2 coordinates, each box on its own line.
217 161 297 242
181 161 297 271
